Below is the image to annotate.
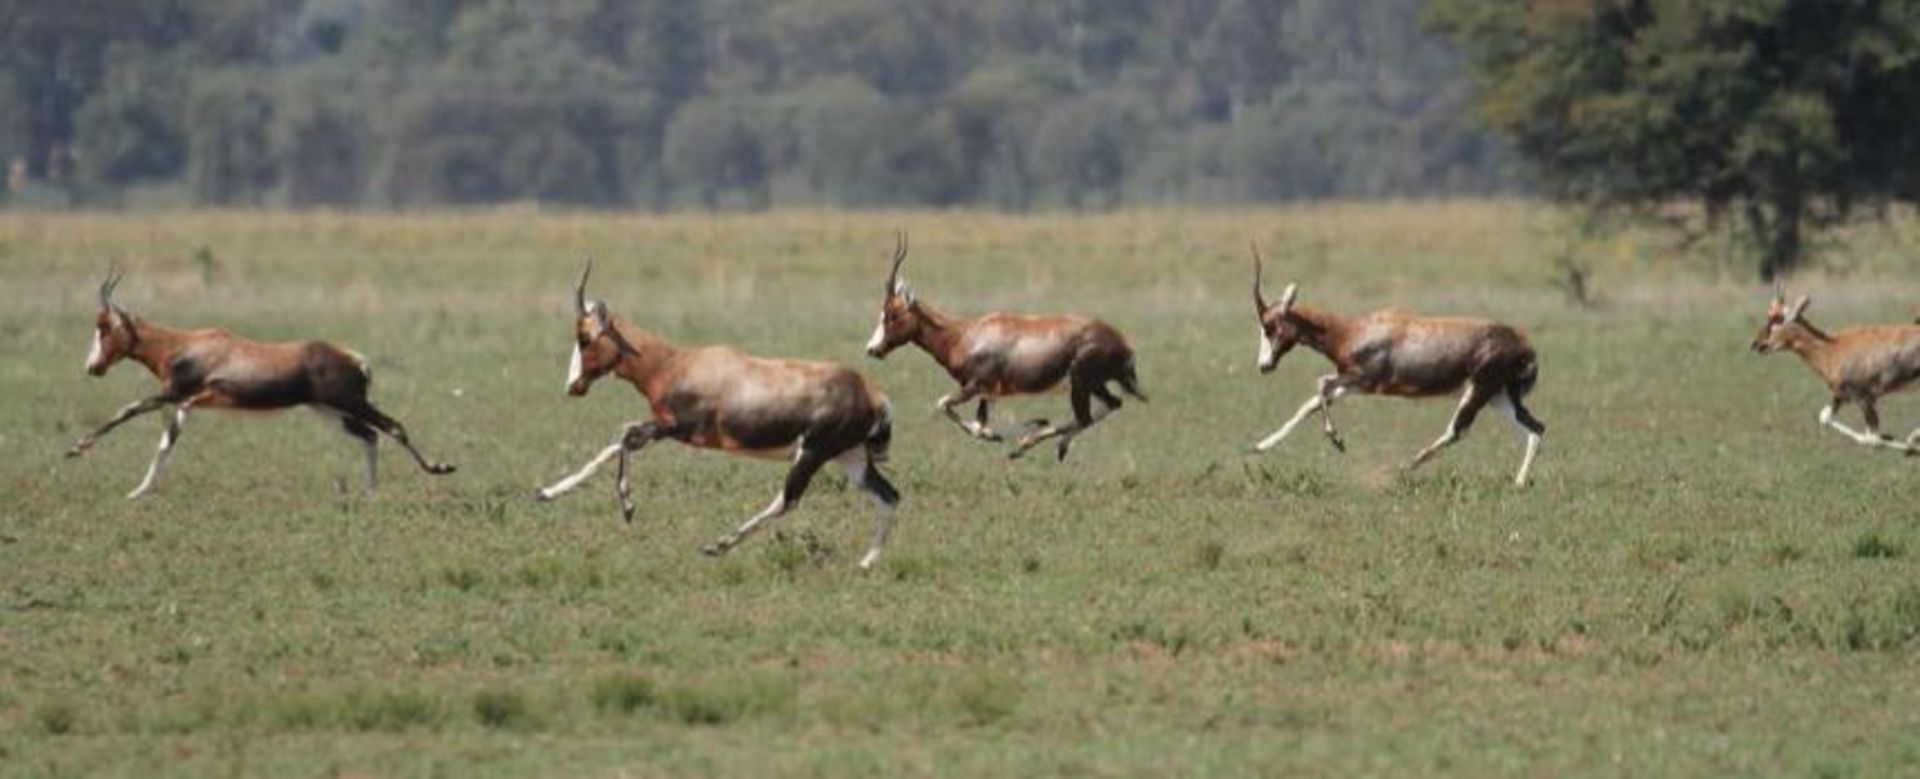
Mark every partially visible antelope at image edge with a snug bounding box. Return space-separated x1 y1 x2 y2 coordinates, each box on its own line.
535 262 902 570
1247 246 1544 486
1752 286 1920 453
863 232 1145 461
68 268 455 498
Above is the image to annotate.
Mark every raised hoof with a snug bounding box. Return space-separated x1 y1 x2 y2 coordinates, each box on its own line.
1327 436 1346 453
428 463 457 475
1055 440 1072 462
533 488 554 502
65 442 91 458
620 505 636 523
702 542 727 557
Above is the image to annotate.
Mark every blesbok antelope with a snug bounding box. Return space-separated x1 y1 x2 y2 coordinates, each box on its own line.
1752 287 1920 453
535 262 902 570
1247 248 1544 486
862 233 1144 461
68 268 455 498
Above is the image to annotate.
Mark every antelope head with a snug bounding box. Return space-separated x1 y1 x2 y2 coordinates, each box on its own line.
86 266 137 376
566 260 638 396
1251 246 1300 373
865 231 924 358
1751 283 1811 354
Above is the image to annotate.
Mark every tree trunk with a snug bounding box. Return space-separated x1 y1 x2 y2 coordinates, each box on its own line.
1749 189 1805 282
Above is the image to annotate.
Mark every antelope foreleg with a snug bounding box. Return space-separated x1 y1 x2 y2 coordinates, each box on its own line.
1820 401 1914 452
1256 393 1324 452
68 394 173 457
936 385 998 441
1314 376 1349 451
535 443 622 501
126 404 190 499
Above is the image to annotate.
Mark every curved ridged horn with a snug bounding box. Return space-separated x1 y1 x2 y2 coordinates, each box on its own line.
886 231 908 294
1251 243 1267 314
98 265 123 310
575 258 592 315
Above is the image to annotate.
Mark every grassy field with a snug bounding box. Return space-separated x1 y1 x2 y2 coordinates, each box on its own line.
4 203 1920 777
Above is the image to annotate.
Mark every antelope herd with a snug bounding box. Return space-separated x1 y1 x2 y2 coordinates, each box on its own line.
63 236 1914 568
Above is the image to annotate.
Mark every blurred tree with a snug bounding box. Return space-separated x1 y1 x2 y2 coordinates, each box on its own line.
1433 0 1920 279
185 69 276 205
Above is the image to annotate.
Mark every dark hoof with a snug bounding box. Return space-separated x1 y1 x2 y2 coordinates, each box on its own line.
533 489 553 502
1328 437 1346 453
1055 441 1072 462
428 463 457 475
620 507 635 523
701 543 725 557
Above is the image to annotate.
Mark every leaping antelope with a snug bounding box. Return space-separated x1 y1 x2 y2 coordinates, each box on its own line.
1752 287 1920 453
68 268 456 498
1247 247 1544 486
862 233 1144 461
535 262 902 570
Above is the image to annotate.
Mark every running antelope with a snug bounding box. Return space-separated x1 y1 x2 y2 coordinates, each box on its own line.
68 268 455 497
1247 248 1544 486
1752 287 1920 453
862 233 1144 461
535 262 902 570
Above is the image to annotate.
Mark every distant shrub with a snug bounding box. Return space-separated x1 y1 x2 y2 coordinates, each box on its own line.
660 675 796 726
36 701 76 735
1853 534 1903 560
472 689 534 730
589 673 657 715
343 689 438 732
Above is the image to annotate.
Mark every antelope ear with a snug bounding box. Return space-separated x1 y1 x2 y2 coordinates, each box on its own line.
1277 283 1299 315
899 283 915 305
1787 294 1811 322
587 300 611 332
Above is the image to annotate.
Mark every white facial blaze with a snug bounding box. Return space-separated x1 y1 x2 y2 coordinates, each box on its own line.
566 341 584 388
86 328 105 371
1257 329 1276 369
865 311 888 353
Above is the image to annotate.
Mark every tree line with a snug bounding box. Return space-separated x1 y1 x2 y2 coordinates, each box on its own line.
0 0 1515 210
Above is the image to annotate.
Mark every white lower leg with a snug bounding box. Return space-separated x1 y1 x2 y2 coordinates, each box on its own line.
1493 394 1542 486
127 408 186 499
710 494 788 555
859 500 895 570
1408 388 1475 469
1820 405 1904 449
1514 432 1541 486
537 443 622 500
1257 394 1324 451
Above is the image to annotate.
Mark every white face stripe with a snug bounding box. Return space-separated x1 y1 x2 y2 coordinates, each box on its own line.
1257 329 1276 370
86 328 105 371
865 311 888 353
566 341 584 389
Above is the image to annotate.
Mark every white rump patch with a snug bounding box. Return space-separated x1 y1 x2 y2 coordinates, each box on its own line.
566 341 584 388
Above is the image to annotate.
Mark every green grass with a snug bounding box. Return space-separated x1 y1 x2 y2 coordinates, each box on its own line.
3 204 1920 776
